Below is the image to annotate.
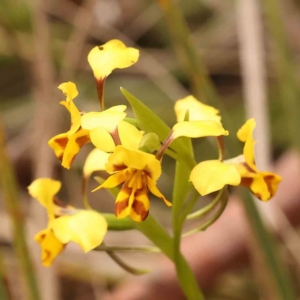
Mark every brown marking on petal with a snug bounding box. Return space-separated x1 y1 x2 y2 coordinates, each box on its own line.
254 192 262 200
54 137 68 148
242 162 256 173
240 177 253 188
42 250 51 264
115 199 129 216
75 135 90 147
39 233 46 240
132 199 149 221
263 174 277 197
143 167 152 179
112 164 127 171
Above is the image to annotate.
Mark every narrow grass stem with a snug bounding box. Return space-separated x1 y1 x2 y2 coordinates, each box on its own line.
0 122 41 300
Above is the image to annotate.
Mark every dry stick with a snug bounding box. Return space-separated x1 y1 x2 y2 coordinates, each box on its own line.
236 0 276 298
28 1 59 299
238 0 300 271
237 0 297 298
28 1 99 299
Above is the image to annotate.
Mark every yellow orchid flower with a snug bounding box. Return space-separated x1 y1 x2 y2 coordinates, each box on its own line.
28 178 107 266
93 146 171 222
48 82 90 169
172 95 227 139
190 119 281 200
156 96 228 160
232 118 282 201
88 40 139 110
88 39 139 81
174 95 221 123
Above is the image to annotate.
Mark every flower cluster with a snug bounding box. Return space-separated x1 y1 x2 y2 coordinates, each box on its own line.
29 39 281 266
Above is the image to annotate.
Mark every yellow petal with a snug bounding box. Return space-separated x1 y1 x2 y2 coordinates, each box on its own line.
174 95 221 122
58 82 81 135
58 82 78 103
245 175 271 201
89 127 116 152
83 149 110 179
51 210 107 252
237 119 257 171
35 229 65 267
28 178 61 214
114 184 133 219
93 169 128 192
81 105 127 132
68 100 82 136
87 40 139 80
172 120 229 139
190 160 241 196
61 128 90 169
147 176 172 206
118 121 144 150
237 118 255 142
105 146 162 181
48 132 69 161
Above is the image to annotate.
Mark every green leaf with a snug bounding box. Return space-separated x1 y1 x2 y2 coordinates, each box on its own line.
121 87 196 169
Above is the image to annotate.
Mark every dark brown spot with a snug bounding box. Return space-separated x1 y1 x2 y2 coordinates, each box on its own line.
113 164 127 171
115 199 129 216
132 200 149 221
98 46 104 50
240 177 253 188
75 135 90 147
54 137 68 148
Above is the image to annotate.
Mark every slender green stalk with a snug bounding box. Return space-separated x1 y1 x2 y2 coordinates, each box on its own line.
135 215 204 300
0 249 10 300
186 188 223 220
183 189 228 237
0 122 40 300
101 242 150 275
242 190 296 299
262 0 300 149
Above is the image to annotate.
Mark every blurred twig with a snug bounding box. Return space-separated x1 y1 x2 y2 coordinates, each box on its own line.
262 0 300 150
0 249 11 300
0 121 41 300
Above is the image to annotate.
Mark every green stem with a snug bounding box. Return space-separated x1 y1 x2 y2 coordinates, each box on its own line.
135 215 204 300
242 190 296 299
183 189 228 237
103 242 150 275
0 122 41 300
186 188 224 220
95 245 160 253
